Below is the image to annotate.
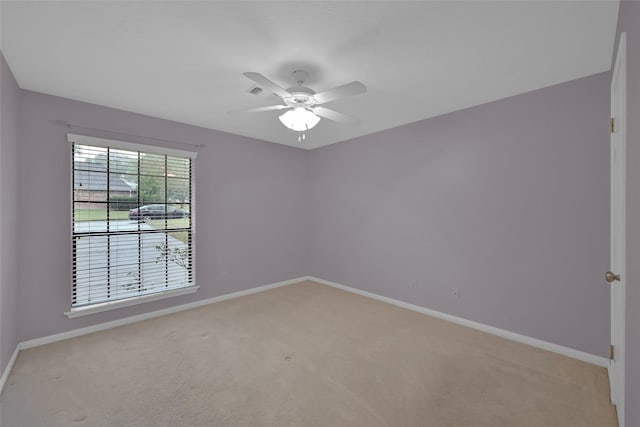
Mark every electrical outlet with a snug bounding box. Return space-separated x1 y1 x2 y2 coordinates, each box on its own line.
409 279 417 289
223 271 230 281
451 287 460 298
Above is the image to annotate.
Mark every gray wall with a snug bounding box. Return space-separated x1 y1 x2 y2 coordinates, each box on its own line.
0 53 20 376
2 59 612 369
615 2 640 424
16 90 310 342
309 73 611 358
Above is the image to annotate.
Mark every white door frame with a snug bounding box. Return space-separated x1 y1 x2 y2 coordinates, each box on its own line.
609 31 627 427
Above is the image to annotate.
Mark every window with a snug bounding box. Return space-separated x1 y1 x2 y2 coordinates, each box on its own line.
68 134 197 316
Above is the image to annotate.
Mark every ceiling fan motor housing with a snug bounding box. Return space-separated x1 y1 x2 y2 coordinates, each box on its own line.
284 86 317 108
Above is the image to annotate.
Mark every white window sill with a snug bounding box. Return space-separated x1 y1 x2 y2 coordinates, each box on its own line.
65 285 199 318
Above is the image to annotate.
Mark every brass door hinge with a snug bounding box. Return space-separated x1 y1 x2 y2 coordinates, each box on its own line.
610 344 615 360
610 117 615 133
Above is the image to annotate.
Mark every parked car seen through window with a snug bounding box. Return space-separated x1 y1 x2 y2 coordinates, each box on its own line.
129 204 190 220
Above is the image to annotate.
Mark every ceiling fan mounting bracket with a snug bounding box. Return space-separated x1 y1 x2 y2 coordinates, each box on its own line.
291 69 309 85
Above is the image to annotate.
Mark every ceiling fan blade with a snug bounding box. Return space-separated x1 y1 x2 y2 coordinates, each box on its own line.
228 105 290 115
243 72 291 99
312 106 362 126
312 81 366 104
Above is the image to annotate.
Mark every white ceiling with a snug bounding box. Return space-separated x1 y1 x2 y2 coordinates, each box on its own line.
1 1 619 149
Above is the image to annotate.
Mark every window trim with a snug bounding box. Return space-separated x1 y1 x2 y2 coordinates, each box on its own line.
69 134 198 159
68 133 197 316
64 285 199 318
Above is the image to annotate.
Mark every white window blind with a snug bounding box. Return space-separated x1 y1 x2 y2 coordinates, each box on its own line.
71 136 194 308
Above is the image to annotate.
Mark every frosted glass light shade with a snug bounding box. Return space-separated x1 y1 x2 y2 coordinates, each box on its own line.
279 107 321 131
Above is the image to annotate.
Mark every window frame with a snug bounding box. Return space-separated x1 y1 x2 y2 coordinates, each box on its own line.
65 133 198 318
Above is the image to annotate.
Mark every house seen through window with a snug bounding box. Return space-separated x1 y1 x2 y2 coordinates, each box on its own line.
70 134 196 310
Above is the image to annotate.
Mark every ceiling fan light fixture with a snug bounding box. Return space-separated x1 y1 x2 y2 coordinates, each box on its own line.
279 107 320 131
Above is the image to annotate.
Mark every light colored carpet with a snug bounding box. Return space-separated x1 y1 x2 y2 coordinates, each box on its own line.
1 280 617 427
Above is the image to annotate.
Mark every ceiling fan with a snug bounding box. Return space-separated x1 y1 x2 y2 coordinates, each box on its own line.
229 70 367 142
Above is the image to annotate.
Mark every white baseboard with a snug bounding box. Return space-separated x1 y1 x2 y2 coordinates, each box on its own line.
19 276 306 351
308 276 609 368
0 345 20 395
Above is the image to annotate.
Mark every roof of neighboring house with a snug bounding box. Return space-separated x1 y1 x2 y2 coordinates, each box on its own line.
74 162 137 192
